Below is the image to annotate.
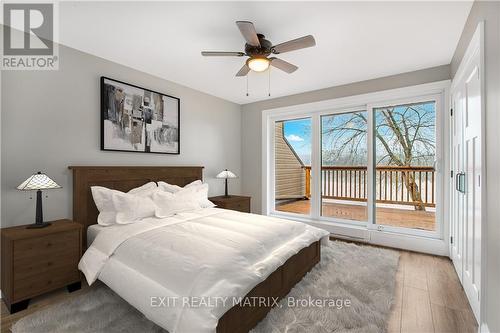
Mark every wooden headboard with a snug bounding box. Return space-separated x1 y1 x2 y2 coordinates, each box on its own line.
68 166 204 246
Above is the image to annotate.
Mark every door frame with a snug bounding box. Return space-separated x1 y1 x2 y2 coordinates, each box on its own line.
262 80 451 255
449 21 486 323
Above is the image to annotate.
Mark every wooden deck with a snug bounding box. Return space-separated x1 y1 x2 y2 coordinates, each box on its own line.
276 199 436 231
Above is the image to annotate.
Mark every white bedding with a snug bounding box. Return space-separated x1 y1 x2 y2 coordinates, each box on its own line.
79 208 329 333
87 224 105 246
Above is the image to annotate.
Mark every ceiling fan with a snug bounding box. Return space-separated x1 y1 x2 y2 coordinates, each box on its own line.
201 21 316 77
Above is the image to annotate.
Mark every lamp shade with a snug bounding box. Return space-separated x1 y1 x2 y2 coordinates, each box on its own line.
216 169 237 179
17 172 62 190
247 57 270 72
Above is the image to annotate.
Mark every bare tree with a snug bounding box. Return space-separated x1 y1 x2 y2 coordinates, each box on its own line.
322 102 435 211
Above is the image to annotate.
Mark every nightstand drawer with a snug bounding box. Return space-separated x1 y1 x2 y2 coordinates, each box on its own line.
209 196 251 213
13 267 80 301
14 231 79 260
226 200 250 212
14 250 79 280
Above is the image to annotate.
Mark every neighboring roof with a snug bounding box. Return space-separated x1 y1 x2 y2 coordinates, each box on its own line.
279 122 305 167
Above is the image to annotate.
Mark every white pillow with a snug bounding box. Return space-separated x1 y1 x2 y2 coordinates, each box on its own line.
193 183 216 208
158 180 202 193
157 180 214 208
184 180 202 189
127 182 158 197
152 187 202 218
91 183 157 226
112 192 156 224
157 181 182 193
91 186 119 226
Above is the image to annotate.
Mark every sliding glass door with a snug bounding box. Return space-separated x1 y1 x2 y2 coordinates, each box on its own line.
273 117 312 217
267 90 443 239
321 111 368 223
373 101 437 232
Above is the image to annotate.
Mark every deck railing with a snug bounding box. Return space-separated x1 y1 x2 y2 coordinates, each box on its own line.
303 166 435 207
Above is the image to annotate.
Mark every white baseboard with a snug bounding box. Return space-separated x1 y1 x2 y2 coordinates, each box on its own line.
268 212 449 256
306 219 449 256
369 230 449 256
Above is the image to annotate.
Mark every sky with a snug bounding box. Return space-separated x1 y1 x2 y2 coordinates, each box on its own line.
283 118 311 165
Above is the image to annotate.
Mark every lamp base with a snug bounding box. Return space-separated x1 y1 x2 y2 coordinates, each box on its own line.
26 222 51 229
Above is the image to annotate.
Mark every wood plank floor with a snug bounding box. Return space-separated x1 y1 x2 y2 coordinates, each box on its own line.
276 199 436 231
1 246 477 333
388 250 477 333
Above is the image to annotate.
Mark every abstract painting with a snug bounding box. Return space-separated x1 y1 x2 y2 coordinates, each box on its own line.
101 77 180 154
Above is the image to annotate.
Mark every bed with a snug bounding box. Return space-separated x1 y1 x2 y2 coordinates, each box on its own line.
69 166 328 333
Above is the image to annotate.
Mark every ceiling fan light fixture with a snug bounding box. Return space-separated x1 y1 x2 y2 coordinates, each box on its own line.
247 57 270 72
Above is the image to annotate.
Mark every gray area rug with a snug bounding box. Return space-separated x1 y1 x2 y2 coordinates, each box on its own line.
12 241 399 333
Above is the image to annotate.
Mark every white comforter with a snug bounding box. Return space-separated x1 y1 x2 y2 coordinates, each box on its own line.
79 208 329 333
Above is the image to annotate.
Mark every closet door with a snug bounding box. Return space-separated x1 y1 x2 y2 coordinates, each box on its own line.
461 55 482 320
450 24 483 321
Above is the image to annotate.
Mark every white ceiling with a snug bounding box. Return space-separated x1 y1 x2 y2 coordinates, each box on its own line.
59 1 472 104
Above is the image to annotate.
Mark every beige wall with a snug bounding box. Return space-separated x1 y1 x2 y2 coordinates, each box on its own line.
274 122 305 200
450 2 500 332
241 65 451 213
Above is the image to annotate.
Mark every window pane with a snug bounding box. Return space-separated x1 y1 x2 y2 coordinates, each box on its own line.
274 118 312 215
374 101 436 231
321 111 368 222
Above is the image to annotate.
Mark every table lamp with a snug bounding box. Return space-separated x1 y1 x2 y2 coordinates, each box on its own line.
216 169 237 197
17 171 62 228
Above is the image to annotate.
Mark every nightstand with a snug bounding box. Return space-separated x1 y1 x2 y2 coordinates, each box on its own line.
1 220 82 314
209 195 251 213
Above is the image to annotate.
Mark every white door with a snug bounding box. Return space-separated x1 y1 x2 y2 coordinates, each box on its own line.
450 24 483 321
462 59 482 319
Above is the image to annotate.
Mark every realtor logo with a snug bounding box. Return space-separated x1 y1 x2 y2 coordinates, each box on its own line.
2 2 59 70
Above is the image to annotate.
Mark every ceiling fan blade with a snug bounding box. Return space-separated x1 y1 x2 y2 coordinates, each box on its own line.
270 57 298 73
272 35 316 54
235 64 250 77
236 21 261 47
201 51 245 57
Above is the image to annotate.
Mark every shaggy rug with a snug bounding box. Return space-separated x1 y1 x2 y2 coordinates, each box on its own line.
11 241 399 333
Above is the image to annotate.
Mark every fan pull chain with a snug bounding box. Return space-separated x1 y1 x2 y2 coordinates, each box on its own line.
268 67 271 97
246 75 249 96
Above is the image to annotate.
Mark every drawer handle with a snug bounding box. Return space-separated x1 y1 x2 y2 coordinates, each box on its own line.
47 261 53 267
46 242 53 247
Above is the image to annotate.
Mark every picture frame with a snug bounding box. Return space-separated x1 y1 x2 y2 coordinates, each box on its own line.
100 76 180 154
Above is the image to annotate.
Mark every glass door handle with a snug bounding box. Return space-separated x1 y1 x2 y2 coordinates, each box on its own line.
456 172 466 193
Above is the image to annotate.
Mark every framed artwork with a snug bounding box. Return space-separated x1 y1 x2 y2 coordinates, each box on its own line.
100 76 180 154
